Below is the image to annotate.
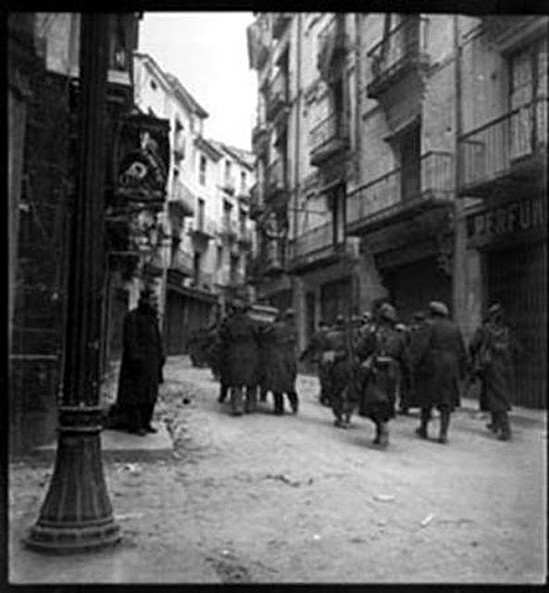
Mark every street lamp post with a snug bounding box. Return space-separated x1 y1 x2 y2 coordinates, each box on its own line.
25 13 120 553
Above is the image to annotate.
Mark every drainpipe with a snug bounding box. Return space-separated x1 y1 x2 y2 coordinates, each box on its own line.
293 13 305 350
452 15 466 330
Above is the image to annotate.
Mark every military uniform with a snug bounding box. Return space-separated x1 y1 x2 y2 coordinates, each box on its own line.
355 304 407 447
300 322 330 406
412 301 468 444
262 309 299 414
469 304 518 441
218 304 260 415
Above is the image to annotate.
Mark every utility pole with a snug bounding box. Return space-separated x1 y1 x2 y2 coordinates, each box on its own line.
25 13 120 553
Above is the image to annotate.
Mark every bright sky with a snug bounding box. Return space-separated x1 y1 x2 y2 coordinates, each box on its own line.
138 12 257 151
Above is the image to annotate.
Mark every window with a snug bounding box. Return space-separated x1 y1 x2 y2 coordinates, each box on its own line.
197 198 205 231
509 37 548 159
199 155 207 185
398 121 421 202
216 246 223 270
224 161 232 186
239 208 247 235
240 171 247 194
193 252 201 285
150 79 157 90
223 200 233 230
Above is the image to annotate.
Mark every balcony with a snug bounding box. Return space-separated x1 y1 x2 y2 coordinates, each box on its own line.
172 134 186 160
347 151 454 235
248 183 264 221
272 13 292 40
218 219 238 243
309 111 350 167
168 179 195 217
189 216 216 245
220 175 236 196
366 16 431 100
287 222 354 273
266 68 289 122
237 227 253 248
317 15 348 81
481 16 547 53
458 99 548 199
247 17 271 71
252 122 270 161
169 248 193 277
265 158 289 208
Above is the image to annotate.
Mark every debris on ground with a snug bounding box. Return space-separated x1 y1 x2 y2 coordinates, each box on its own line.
373 494 396 503
263 473 302 487
420 513 435 528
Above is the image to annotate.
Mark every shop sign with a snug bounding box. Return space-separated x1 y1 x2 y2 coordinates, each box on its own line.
466 197 545 247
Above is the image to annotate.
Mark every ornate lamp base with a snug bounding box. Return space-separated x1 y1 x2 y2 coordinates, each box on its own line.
24 407 121 554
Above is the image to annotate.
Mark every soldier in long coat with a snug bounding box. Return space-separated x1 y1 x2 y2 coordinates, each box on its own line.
262 309 299 415
355 303 407 447
218 300 259 416
405 310 428 411
469 303 518 441
116 288 165 436
411 301 468 444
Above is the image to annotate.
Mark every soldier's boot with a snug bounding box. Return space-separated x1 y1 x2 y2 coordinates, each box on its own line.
486 411 499 433
372 421 381 444
218 383 228 403
416 407 430 439
497 410 512 441
245 386 257 414
231 386 244 416
288 391 299 414
273 392 284 415
378 422 389 448
438 409 451 444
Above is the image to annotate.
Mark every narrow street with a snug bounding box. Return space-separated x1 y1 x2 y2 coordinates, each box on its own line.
10 356 547 584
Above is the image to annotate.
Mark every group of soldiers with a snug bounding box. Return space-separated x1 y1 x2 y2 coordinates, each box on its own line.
203 298 517 449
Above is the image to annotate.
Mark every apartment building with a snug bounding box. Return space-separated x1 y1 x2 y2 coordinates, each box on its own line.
133 53 255 355
457 16 547 408
247 13 547 408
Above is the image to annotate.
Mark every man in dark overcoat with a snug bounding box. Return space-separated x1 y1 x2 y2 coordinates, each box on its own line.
218 300 259 416
411 301 468 444
116 287 165 436
262 309 299 415
469 303 518 441
355 303 408 447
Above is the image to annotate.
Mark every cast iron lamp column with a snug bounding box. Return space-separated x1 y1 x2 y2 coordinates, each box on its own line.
25 13 120 553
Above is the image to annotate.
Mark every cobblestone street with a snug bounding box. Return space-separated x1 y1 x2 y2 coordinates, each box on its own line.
9 356 547 584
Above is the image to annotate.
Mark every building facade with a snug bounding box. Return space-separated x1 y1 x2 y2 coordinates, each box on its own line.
247 12 547 408
133 53 256 356
8 12 143 452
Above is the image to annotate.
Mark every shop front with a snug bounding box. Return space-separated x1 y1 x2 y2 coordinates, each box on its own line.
466 195 547 408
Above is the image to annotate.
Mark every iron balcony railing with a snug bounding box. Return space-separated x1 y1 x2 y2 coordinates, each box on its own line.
309 110 350 158
347 151 454 228
221 175 236 195
272 13 292 39
170 248 193 276
287 222 333 261
459 98 548 192
170 179 195 216
266 68 289 120
266 158 287 195
190 215 217 238
317 14 347 62
367 16 430 94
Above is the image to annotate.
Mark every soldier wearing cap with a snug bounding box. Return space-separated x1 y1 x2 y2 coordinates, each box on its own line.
218 298 260 416
262 308 300 414
469 303 518 441
411 301 468 444
355 302 408 447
